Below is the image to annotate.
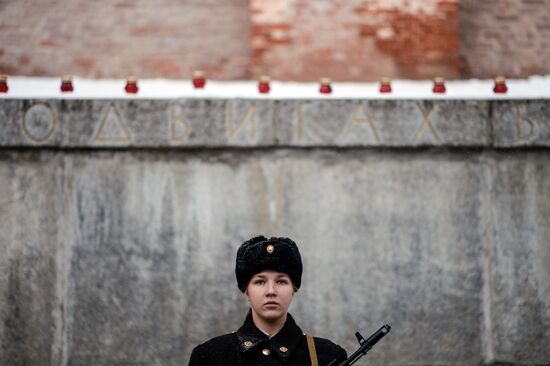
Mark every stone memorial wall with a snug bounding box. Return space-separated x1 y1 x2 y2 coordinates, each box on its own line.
1 97 549 366
1 99 549 147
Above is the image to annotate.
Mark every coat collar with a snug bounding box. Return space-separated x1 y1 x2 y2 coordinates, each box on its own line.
236 310 304 361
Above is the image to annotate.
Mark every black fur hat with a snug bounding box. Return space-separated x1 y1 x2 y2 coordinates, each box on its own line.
235 235 303 292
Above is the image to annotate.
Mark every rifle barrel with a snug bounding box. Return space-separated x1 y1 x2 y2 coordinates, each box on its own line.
341 324 391 366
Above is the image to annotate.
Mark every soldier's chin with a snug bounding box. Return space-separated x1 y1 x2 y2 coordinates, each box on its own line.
260 309 285 321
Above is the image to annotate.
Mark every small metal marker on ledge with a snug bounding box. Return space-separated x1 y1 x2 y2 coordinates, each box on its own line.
0 75 8 93
60 75 74 93
379 77 392 93
258 75 270 94
193 70 206 89
319 77 332 94
493 76 508 94
125 76 139 94
432 77 446 93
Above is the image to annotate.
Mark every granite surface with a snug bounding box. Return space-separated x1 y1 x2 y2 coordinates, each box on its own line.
1 99 549 147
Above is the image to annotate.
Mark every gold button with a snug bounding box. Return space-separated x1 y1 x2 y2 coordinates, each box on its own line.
262 348 271 356
266 244 274 254
279 346 288 352
244 341 253 348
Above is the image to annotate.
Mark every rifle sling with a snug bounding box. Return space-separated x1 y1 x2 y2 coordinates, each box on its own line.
306 333 319 366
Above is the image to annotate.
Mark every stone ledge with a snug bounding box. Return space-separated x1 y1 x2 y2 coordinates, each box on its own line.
1 99 549 148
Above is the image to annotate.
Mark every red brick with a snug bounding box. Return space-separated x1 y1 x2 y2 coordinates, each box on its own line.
131 26 158 36
145 57 182 77
38 39 61 48
30 66 48 76
0 63 17 74
74 57 96 70
19 55 30 65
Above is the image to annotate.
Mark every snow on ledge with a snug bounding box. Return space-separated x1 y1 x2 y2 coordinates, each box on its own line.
2 75 550 100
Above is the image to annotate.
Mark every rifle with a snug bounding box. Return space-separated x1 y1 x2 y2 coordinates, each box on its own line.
326 324 391 366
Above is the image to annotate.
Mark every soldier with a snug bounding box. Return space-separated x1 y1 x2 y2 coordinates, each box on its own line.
188 235 347 366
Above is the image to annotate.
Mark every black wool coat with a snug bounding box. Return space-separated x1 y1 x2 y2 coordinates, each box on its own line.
188 312 347 366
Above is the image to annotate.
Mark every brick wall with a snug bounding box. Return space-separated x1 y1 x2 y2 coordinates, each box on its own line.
251 0 460 81
0 0 251 79
1 0 549 80
460 0 550 78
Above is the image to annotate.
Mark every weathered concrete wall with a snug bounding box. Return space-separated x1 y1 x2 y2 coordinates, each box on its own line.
0 99 549 366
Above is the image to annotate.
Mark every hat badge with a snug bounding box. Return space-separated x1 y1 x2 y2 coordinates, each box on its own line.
266 244 275 254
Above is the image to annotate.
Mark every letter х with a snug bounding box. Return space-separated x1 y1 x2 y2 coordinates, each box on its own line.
415 102 440 143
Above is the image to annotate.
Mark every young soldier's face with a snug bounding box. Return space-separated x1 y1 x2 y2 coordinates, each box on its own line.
245 270 294 323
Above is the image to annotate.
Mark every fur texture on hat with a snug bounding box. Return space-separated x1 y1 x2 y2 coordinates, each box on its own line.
235 235 303 292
